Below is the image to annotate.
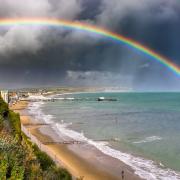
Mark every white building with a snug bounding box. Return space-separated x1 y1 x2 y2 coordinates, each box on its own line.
1 90 9 103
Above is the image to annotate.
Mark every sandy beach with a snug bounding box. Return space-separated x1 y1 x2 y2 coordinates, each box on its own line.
10 101 141 180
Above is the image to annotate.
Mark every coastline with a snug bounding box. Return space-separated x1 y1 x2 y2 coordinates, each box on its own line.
10 100 141 180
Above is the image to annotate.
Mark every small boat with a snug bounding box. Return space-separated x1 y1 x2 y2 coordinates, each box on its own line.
97 97 117 101
98 97 105 101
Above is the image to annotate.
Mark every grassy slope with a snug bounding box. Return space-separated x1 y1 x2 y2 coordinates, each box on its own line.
0 97 72 180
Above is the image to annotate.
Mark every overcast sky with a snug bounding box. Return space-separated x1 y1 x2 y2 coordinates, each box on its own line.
0 0 179 91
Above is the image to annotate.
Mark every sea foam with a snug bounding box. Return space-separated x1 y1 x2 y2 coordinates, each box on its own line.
133 136 162 144
53 123 180 180
28 101 54 124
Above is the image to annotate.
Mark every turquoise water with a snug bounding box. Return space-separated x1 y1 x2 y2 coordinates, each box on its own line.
39 92 180 177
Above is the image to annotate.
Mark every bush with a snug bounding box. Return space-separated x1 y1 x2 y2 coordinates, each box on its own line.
8 111 22 142
0 115 4 131
0 156 8 180
44 166 72 180
24 162 43 179
0 98 8 118
33 144 54 171
10 164 24 180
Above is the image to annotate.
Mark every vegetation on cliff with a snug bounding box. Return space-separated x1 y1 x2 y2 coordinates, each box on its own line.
0 97 71 180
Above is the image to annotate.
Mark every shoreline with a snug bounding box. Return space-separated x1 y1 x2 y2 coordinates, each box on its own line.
10 100 141 180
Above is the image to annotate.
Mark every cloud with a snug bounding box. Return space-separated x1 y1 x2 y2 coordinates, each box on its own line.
0 0 51 17
139 63 150 69
96 0 180 28
66 70 133 87
0 26 43 56
0 0 84 56
0 0 83 19
50 0 83 19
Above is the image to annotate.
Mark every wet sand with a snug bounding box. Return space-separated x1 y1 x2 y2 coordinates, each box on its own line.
10 101 142 180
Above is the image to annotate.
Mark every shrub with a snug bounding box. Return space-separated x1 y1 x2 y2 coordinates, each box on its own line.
0 156 8 180
43 166 72 180
27 162 42 179
0 98 8 118
8 111 22 142
0 115 4 131
10 164 24 180
33 144 54 171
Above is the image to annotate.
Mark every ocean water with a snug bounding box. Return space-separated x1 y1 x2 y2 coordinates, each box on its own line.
28 92 180 179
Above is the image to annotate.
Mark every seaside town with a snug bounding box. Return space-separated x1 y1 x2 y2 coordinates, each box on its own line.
1 89 38 105
1 86 131 105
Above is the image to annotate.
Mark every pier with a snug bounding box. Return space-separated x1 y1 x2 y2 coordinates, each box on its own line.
42 140 84 145
23 123 51 126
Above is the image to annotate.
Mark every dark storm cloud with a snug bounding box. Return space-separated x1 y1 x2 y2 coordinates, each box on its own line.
0 0 180 90
0 0 84 55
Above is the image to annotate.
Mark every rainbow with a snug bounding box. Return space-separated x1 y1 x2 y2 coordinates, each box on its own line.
0 18 179 76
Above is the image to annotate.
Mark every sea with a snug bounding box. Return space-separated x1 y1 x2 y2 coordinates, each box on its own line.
28 92 180 179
